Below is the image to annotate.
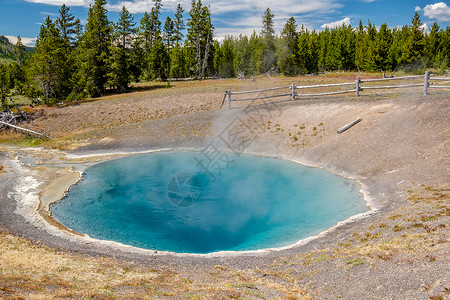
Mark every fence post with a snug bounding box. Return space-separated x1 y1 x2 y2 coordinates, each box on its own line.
291 82 296 101
226 90 232 110
424 71 429 95
355 76 361 96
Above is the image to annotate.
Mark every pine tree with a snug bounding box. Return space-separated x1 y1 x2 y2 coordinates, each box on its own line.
306 30 319 73
374 23 393 71
297 27 310 74
318 28 329 71
214 36 235 77
249 31 264 74
355 20 366 71
139 12 153 80
169 46 186 79
163 17 175 51
441 26 450 69
186 0 214 79
79 0 111 97
174 4 185 47
339 24 356 70
399 12 425 64
277 17 299 75
0 63 7 109
27 17 71 102
14 36 27 66
233 34 252 76
109 6 137 91
260 8 276 73
56 4 80 46
138 0 167 80
427 22 441 66
12 36 27 93
387 27 401 71
326 29 340 70
361 21 376 70
169 3 186 79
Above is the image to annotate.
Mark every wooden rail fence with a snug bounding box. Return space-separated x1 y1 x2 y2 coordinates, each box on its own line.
224 71 450 109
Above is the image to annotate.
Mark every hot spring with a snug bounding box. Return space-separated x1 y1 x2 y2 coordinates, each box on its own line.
50 151 368 254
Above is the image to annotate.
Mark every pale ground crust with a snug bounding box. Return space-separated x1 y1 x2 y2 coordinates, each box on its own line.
0 92 448 298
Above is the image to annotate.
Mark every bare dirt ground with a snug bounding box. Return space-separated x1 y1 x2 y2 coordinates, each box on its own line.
0 74 449 299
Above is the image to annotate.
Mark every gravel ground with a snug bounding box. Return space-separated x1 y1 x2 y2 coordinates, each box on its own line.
0 79 448 299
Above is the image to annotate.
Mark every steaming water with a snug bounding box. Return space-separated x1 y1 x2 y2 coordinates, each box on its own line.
50 151 368 253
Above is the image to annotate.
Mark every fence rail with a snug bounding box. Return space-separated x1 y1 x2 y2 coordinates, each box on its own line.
224 71 449 109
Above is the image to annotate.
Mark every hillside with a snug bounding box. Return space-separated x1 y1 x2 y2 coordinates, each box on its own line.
0 36 33 62
0 36 15 61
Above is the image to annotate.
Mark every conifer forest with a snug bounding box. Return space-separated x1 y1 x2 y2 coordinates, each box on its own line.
0 0 449 106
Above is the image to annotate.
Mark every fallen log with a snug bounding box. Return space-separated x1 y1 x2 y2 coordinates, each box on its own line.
337 118 362 134
0 120 52 139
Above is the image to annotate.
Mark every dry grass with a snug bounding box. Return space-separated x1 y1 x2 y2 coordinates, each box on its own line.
0 229 314 299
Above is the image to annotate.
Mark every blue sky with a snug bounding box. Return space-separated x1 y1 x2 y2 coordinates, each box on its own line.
1 0 450 46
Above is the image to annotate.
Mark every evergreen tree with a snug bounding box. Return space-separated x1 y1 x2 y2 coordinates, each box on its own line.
260 8 276 73
79 0 111 97
28 17 71 102
364 21 377 70
277 17 299 75
169 46 186 79
0 63 7 109
169 4 186 79
186 0 214 79
139 12 153 80
306 30 319 73
326 29 340 70
163 17 175 51
214 36 235 77
12 36 27 93
339 24 356 70
109 6 137 91
355 20 366 71
14 36 27 66
399 12 425 64
441 26 450 69
138 0 167 80
318 28 329 71
297 27 310 73
427 22 441 66
174 4 185 47
56 4 80 45
375 23 393 71
249 31 264 74
233 34 252 76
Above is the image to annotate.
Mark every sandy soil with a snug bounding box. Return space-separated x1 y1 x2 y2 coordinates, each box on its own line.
0 76 449 299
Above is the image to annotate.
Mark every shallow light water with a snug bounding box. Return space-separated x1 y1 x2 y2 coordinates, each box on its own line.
50 151 368 253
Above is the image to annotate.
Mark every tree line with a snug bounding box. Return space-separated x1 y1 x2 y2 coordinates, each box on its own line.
1 0 449 107
216 10 449 78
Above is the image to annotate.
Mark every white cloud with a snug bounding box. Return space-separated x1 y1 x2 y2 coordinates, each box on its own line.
24 0 92 6
361 0 376 2
24 0 345 39
423 2 450 21
40 11 59 17
106 0 342 15
415 6 421 12
320 17 351 29
5 35 36 46
420 23 429 33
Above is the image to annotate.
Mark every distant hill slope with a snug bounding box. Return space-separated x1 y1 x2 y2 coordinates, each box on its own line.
0 36 34 62
0 36 15 61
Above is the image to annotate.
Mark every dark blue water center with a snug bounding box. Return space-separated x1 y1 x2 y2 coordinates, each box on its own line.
50 151 368 253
